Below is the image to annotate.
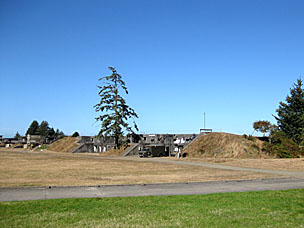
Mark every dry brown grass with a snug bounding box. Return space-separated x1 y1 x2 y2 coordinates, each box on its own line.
184 132 271 158
0 149 280 187
48 136 79 153
99 145 130 156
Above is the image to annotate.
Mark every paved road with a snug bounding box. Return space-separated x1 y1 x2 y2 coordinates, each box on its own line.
0 178 304 201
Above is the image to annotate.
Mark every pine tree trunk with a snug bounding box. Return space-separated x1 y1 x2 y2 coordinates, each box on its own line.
114 75 119 148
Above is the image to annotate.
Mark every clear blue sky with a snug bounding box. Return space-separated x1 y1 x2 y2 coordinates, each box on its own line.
1 0 303 137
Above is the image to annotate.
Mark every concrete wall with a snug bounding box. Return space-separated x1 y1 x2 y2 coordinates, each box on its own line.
72 143 95 153
123 143 140 156
74 133 199 155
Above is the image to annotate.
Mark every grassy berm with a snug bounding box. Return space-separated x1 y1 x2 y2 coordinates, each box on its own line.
0 189 303 227
184 133 269 158
48 136 79 153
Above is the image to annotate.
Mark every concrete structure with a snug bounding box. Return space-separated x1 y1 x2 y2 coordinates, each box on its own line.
200 129 212 134
0 131 209 156
26 135 45 146
0 135 53 148
0 135 5 148
73 133 200 156
137 134 198 156
72 136 116 153
1 137 19 148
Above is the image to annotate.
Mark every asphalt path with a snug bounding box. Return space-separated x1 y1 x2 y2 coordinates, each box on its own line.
135 157 304 179
0 178 304 201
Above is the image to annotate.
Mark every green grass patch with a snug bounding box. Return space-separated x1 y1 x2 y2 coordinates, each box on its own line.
35 145 49 151
1 189 304 227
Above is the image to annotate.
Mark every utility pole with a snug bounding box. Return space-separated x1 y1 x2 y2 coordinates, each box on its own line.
203 112 206 129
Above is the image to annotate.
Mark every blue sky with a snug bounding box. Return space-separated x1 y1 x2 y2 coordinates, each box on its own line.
1 0 303 137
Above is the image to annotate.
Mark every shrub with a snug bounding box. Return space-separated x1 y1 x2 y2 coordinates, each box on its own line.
248 136 256 141
250 144 260 151
263 138 301 158
35 145 49 151
72 132 79 137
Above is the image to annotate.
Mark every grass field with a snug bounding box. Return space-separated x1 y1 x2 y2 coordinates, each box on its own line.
0 150 280 187
0 189 303 227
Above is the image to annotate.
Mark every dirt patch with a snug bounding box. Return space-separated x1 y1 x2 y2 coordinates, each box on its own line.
184 132 271 158
0 149 280 187
47 136 79 153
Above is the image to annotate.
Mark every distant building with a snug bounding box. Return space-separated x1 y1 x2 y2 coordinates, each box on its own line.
0 134 54 148
73 133 202 156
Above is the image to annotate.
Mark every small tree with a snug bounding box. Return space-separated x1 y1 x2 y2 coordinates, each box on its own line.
251 120 273 136
94 67 138 148
274 78 304 144
14 132 21 139
55 129 65 139
26 120 39 135
72 132 79 137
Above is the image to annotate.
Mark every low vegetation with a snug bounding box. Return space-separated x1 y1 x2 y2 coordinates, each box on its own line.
263 132 303 158
35 145 49 151
1 189 303 227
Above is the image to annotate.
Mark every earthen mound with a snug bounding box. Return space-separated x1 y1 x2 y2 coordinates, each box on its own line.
184 133 271 158
48 136 79 153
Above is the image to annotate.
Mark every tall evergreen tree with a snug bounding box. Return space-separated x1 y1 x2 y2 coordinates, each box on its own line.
275 78 304 144
25 120 39 135
38 121 49 137
94 67 139 148
47 127 56 138
26 121 63 138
